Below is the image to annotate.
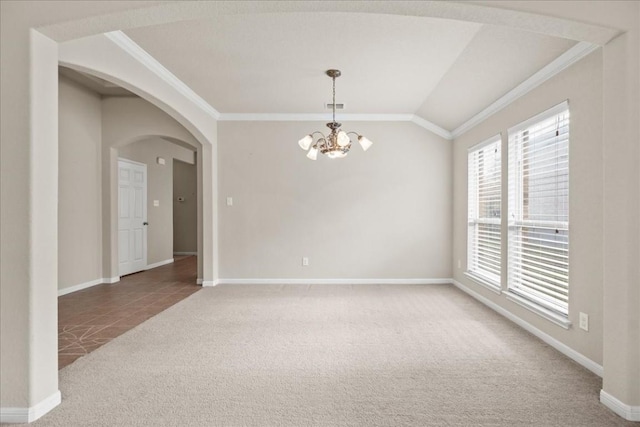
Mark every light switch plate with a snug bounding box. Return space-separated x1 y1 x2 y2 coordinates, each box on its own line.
226 197 233 206
153 200 159 207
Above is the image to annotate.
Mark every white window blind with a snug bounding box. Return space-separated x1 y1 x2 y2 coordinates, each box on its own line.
508 101 570 316
468 136 502 287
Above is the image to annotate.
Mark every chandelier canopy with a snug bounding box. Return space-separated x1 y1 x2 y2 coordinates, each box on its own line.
298 69 373 160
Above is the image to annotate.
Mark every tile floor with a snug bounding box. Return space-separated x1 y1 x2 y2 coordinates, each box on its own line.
58 255 200 369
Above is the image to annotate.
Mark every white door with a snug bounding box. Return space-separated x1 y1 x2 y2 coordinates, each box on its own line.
118 159 147 276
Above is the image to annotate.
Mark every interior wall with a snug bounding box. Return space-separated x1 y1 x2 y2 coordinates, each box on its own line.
452 50 604 364
118 137 195 265
217 121 452 280
173 159 198 254
58 75 103 291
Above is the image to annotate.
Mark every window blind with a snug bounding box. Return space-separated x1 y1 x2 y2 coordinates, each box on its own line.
468 136 502 286
508 101 569 316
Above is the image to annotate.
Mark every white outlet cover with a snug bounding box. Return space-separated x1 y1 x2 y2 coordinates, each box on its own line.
226 197 233 206
579 312 589 331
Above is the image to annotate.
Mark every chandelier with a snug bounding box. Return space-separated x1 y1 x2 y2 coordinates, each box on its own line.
298 69 373 160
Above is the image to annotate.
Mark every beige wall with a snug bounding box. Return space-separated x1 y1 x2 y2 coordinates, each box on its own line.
218 121 452 280
58 75 103 291
119 138 195 265
173 159 198 253
453 51 604 363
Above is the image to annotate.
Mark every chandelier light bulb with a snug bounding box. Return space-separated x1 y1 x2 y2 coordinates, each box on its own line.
358 135 373 151
337 131 350 147
298 135 313 151
306 146 319 160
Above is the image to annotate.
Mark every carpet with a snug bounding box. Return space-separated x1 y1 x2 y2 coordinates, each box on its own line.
28 284 633 426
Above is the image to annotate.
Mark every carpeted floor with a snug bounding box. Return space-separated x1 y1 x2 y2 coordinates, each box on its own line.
28 284 633 426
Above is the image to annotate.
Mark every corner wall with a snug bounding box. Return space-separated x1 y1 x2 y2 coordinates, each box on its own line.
217 121 452 281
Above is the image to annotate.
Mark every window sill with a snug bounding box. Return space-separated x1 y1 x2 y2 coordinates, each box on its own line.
505 291 572 329
464 272 502 295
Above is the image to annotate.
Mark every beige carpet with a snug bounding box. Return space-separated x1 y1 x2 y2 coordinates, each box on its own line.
29 284 633 426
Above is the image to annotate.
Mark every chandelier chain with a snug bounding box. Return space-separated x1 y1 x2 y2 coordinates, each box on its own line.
332 75 336 123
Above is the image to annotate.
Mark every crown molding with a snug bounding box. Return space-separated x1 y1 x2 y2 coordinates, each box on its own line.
104 31 221 120
451 41 599 139
218 113 453 140
410 115 453 140
218 113 414 122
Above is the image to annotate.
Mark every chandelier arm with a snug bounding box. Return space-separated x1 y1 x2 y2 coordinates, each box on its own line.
310 131 327 143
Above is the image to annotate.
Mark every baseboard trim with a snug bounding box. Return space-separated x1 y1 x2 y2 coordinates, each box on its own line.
145 258 174 270
451 279 604 377
58 276 121 296
0 390 61 423
216 278 452 285
201 280 217 287
173 251 197 256
600 390 640 421
58 278 104 296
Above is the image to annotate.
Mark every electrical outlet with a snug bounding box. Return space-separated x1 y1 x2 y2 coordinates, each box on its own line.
302 257 309 266
579 312 589 331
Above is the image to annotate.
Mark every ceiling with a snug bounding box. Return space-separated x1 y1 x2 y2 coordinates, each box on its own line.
123 11 577 132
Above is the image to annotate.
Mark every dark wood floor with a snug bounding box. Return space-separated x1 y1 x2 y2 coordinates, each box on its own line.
58 256 200 369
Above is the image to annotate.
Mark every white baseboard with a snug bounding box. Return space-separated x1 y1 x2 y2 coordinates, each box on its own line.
57 276 123 296
600 390 640 421
216 278 452 285
201 280 217 287
145 258 174 270
173 251 197 256
451 279 604 377
0 390 61 423
58 278 104 296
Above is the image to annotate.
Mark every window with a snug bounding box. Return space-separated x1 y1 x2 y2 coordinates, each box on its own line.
468 136 502 288
508 101 569 317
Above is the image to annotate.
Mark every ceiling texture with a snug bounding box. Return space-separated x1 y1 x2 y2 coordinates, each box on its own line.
122 10 578 134
34 1 619 137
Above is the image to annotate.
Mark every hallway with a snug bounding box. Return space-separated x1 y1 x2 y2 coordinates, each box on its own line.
57 256 200 368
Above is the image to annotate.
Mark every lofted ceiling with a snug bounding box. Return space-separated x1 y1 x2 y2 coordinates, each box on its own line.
123 11 578 132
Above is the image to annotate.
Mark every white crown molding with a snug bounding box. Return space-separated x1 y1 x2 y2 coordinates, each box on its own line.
219 113 453 140
216 278 452 285
0 390 61 423
600 390 640 421
451 41 599 139
104 31 221 120
145 258 174 270
452 279 603 377
218 113 414 122
410 115 453 140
